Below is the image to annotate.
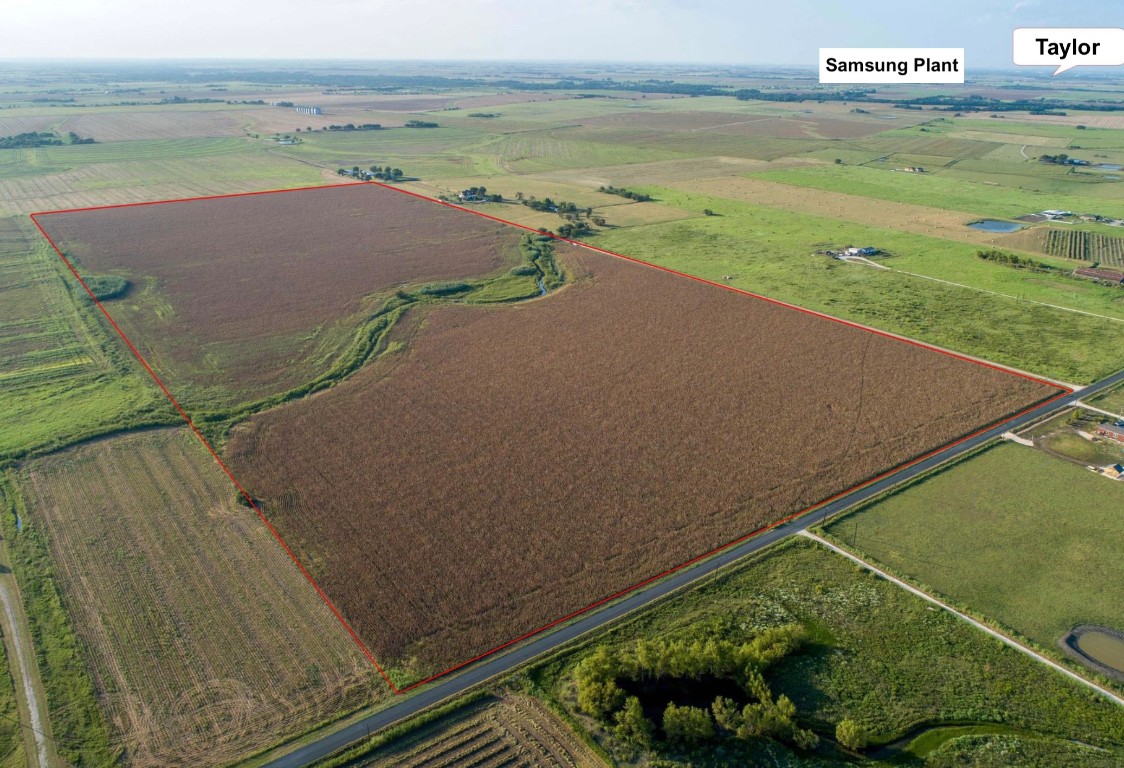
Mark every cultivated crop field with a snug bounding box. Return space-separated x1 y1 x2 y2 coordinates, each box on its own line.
1042 228 1124 267
354 693 605 768
16 429 380 767
226 247 1057 681
35 183 523 403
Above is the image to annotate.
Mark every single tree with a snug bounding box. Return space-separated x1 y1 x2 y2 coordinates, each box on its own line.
663 703 715 745
836 719 868 751
613 696 653 748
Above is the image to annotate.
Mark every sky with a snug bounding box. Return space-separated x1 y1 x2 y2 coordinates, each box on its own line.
2 0 1119 68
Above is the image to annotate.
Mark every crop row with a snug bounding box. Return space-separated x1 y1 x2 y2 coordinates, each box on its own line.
18 430 379 767
1043 229 1124 267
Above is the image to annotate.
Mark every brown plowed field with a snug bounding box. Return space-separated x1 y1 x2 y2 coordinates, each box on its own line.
35 184 521 400
226 248 1058 679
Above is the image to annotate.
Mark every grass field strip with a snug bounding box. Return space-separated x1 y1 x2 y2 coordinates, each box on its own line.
800 530 1124 708
843 259 1124 325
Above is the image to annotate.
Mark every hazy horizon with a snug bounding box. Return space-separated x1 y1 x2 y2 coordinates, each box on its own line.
6 0 1123 71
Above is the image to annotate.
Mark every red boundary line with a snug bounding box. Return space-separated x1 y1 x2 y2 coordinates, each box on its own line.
30 181 1071 696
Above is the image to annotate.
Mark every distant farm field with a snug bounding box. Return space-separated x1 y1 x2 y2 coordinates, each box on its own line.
823 442 1124 654
226 247 1057 682
34 184 522 403
751 164 1124 221
16 429 379 767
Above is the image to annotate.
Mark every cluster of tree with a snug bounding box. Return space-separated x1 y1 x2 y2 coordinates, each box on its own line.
460 186 502 202
369 165 404 181
405 119 439 128
976 249 1058 274
574 626 821 753
323 123 382 131
467 112 499 118
556 221 591 238
336 165 405 182
516 195 592 217
599 185 652 202
0 131 93 149
1037 153 1087 165
272 100 295 107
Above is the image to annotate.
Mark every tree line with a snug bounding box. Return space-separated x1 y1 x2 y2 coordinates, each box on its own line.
976 248 1059 274
0 131 94 149
599 185 652 202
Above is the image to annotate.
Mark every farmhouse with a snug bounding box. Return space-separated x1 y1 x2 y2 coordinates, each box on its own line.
1074 267 1124 284
1095 423 1124 443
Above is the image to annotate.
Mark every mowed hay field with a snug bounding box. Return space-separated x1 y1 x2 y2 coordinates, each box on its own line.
17 429 379 767
35 183 522 402
226 248 1058 681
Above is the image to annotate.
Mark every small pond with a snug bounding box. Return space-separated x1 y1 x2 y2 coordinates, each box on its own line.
1062 624 1124 681
1096 163 1122 171
968 219 1023 233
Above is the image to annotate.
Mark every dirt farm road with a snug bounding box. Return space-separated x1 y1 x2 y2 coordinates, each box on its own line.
265 366 1124 768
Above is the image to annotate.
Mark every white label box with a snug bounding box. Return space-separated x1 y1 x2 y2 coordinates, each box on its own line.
1013 28 1124 75
819 48 965 84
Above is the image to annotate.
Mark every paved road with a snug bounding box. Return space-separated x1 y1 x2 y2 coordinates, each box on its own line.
266 368 1124 768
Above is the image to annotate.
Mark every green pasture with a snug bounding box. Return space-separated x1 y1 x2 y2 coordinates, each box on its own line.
532 538 1124 763
823 442 1124 654
752 162 1124 219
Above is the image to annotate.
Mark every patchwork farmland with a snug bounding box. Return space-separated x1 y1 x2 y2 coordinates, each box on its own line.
225 241 1057 681
8 61 1124 767
33 184 523 402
